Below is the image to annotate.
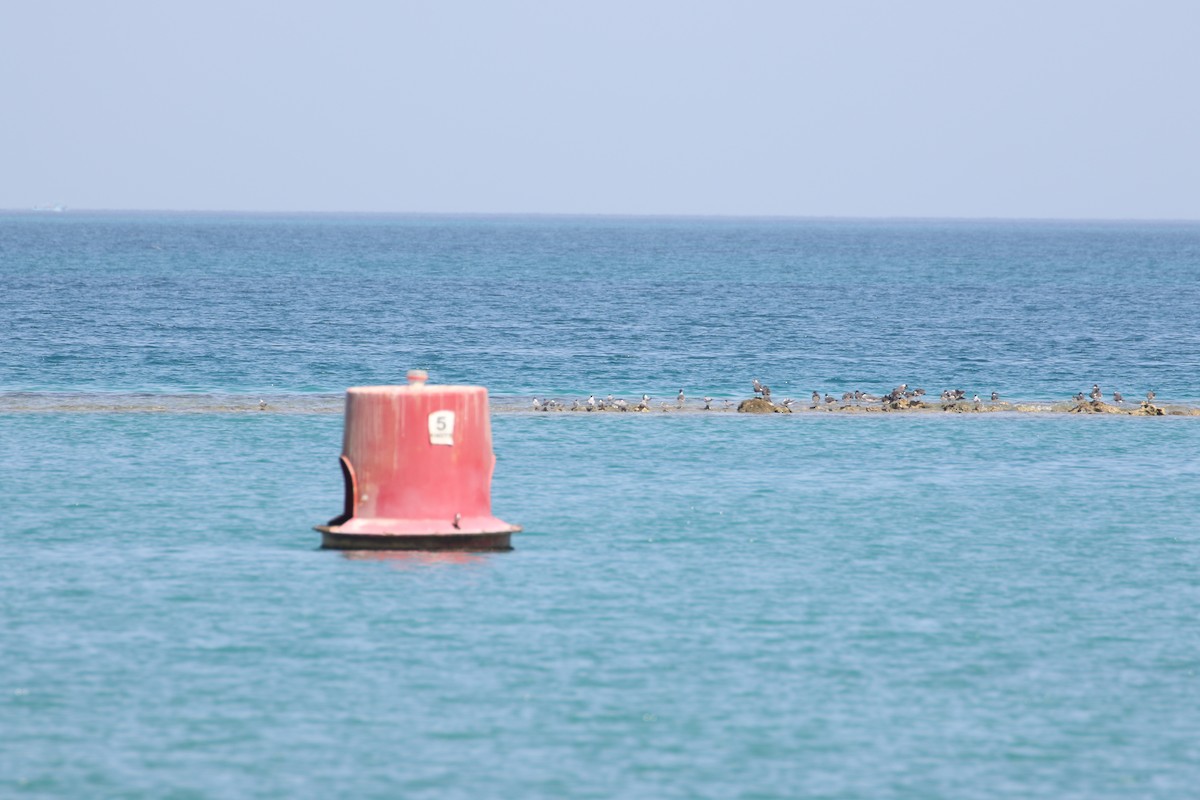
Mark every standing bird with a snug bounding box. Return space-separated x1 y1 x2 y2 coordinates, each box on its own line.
636 394 651 411
752 379 765 397
1112 391 1124 404
532 397 543 411
1146 390 1156 402
824 394 836 405
677 389 686 409
973 394 982 408
761 386 771 403
258 398 267 411
703 396 713 410
990 391 999 402
722 399 734 410
586 394 596 410
811 391 821 407
1090 384 1102 401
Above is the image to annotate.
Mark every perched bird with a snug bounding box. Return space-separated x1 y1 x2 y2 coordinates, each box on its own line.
1074 392 1086 402
615 398 629 411
1090 384 1102 401
1112 391 1124 404
703 396 713 410
258 399 267 411
636 394 651 411
841 391 853 403
782 398 796 409
752 379 765 396
722 399 734 410
973 394 982 408
586 395 596 410
811 391 821 407
677 389 685 408
571 400 582 410
913 388 926 397
1146 390 1156 402
853 390 863 403
532 397 543 411
761 386 771 403
825 394 836 405
991 391 999 402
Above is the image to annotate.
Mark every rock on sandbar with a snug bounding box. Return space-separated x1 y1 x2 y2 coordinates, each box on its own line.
737 398 790 413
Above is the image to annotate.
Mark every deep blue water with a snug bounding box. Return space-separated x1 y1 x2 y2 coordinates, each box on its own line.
3 213 1199 400
2 214 1200 798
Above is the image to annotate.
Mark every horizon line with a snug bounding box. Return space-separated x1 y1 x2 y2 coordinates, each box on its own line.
4 207 1200 224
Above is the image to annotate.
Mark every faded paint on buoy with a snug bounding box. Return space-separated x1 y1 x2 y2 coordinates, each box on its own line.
315 370 521 551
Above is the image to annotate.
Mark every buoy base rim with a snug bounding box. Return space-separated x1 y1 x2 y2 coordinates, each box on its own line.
315 526 515 552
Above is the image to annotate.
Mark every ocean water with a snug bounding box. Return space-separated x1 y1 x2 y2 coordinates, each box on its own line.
3 213 1200 400
2 213 1200 798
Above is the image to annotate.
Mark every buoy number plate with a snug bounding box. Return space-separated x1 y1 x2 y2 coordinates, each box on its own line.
428 410 455 445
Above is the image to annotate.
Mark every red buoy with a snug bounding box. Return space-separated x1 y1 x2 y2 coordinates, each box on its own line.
315 370 521 551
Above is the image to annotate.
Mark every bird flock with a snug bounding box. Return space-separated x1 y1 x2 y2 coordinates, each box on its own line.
530 391 734 413
528 381 1162 412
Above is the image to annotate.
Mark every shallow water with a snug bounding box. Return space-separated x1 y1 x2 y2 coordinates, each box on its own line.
3 214 1200 797
3 411 1200 798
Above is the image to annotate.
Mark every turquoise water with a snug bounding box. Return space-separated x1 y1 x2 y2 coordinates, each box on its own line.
3 214 1200 797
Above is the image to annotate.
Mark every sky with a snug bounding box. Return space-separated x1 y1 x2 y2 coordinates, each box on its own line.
2 1 1198 218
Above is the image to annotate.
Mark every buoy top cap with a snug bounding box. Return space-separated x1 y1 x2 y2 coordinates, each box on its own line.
344 370 487 395
346 382 486 395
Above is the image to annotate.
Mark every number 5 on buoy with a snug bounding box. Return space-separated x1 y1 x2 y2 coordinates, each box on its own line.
428 410 455 445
